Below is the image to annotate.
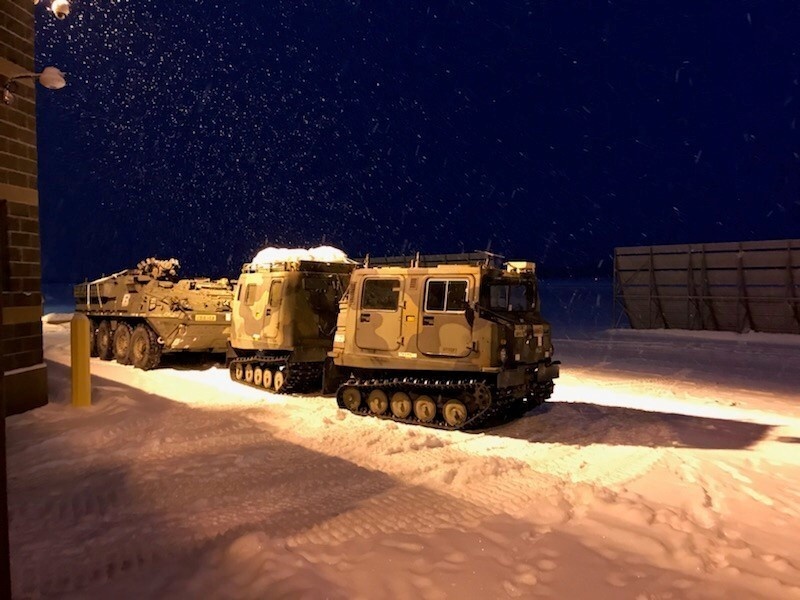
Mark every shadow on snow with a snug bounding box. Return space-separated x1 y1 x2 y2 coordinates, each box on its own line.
481 401 774 450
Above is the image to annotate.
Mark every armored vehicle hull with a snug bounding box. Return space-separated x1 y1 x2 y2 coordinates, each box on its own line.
329 255 560 430
227 249 354 393
74 258 234 370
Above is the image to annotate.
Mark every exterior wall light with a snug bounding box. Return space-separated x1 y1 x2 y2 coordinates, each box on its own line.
1 67 67 106
33 0 71 20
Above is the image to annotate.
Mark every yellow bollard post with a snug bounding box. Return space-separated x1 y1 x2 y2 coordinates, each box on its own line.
71 312 92 407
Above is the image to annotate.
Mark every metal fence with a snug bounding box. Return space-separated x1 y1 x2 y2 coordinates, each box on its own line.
614 239 800 334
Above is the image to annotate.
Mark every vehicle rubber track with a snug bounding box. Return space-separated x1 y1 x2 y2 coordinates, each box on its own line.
229 355 322 393
335 377 552 431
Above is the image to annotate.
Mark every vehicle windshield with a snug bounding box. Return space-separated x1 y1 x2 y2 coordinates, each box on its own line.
481 280 536 312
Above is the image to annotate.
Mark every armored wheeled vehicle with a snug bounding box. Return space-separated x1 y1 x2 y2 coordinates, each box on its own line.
329 253 560 430
228 248 355 392
74 258 234 370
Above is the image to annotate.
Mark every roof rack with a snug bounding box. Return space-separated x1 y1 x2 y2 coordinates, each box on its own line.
242 260 355 274
359 251 504 268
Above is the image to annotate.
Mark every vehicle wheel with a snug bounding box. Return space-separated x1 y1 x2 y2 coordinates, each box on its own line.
244 363 254 384
129 324 162 370
273 369 286 392
443 399 468 428
341 386 361 411
367 389 389 415
253 366 263 387
414 395 436 422
113 322 133 365
96 320 113 361
390 391 412 419
262 369 273 389
232 362 244 381
89 320 99 358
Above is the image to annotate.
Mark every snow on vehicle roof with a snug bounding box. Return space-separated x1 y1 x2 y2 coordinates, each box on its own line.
251 245 353 266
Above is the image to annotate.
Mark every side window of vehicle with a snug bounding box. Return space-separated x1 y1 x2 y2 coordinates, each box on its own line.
269 280 283 308
236 283 243 302
244 283 257 306
425 279 469 312
446 280 469 311
425 281 446 311
362 279 401 310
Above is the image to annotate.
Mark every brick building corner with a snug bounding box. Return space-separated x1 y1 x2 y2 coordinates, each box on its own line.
1 0 48 415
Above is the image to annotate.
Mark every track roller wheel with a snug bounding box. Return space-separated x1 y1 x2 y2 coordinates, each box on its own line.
273 369 286 392
262 368 273 389
253 366 263 387
130 324 162 370
367 389 389 415
443 399 468 428
244 364 254 384
390 391 412 418
112 322 133 365
96 320 113 361
232 362 244 381
341 386 361 411
414 395 436 422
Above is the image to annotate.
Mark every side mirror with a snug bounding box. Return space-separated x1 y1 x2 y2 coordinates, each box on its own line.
464 305 475 327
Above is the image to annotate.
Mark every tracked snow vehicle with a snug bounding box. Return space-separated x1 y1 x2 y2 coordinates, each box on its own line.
228 248 355 393
329 254 560 430
74 258 234 370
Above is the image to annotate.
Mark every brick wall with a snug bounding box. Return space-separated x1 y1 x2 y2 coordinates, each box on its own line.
1 0 47 415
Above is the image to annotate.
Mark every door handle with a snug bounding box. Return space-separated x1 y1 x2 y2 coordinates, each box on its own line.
265 308 272 316
423 316 434 326
360 313 371 323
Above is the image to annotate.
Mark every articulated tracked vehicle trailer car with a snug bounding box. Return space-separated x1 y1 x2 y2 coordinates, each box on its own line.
330 254 560 429
75 258 234 369
228 247 355 392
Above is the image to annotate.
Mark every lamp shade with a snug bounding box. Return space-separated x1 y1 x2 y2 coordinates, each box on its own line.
38 66 67 90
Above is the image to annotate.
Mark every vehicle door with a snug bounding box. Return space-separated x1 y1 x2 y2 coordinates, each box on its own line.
235 278 270 340
263 278 283 340
355 277 404 351
417 277 473 357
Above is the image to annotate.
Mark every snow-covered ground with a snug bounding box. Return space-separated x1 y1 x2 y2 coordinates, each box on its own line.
7 316 800 599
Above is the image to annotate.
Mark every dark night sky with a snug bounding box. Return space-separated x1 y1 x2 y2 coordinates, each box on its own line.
35 0 800 283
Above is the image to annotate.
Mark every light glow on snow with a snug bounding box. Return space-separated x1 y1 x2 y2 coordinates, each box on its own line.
7 321 800 599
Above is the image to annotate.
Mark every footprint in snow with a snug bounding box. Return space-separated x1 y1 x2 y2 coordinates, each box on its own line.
537 559 557 571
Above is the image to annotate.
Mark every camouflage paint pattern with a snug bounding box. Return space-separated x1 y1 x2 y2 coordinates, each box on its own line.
229 261 353 363
331 263 558 394
74 268 234 353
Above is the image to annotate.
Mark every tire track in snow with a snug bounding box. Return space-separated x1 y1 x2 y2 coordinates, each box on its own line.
11 435 396 598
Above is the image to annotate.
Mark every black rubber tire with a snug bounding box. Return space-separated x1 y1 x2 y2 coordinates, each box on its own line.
130 324 162 370
96 320 114 361
113 322 134 365
89 320 99 358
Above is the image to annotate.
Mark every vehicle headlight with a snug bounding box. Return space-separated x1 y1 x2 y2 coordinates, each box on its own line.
499 347 508 363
